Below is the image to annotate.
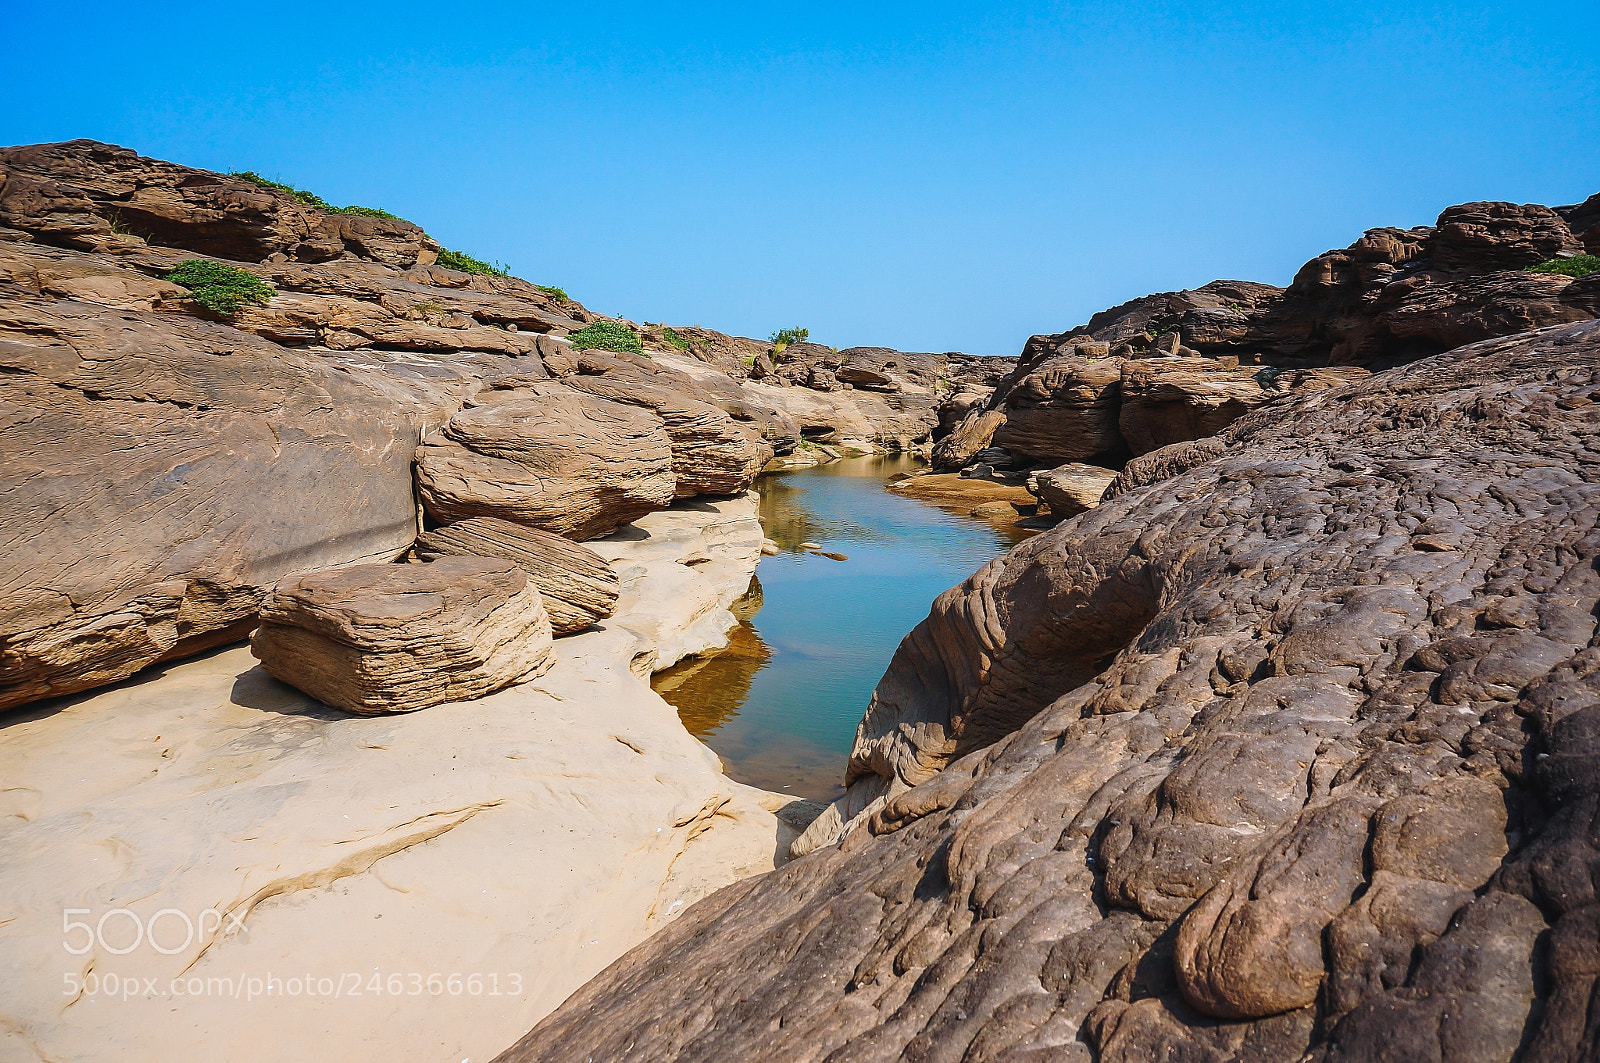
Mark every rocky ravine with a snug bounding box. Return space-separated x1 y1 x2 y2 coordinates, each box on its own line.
0 140 832 1060
505 320 1600 1062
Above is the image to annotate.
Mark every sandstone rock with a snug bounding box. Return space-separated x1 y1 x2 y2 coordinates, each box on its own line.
251 556 554 713
0 140 440 267
1430 200 1582 271
542 375 772 497
414 517 618 635
414 391 676 540
504 319 1600 1063
1117 357 1276 456
931 407 1006 470
1031 462 1119 516
991 354 1126 464
0 290 506 713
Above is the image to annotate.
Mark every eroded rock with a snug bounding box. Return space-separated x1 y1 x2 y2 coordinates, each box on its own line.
504 320 1600 1063
251 556 555 713
413 391 677 540
414 517 619 635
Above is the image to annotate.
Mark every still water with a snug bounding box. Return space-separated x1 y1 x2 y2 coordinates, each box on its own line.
653 456 1033 802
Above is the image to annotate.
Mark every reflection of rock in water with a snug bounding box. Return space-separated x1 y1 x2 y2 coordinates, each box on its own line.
654 575 771 737
755 471 880 550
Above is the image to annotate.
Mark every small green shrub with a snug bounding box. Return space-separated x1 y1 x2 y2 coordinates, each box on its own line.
534 284 569 301
436 248 511 277
1530 255 1600 278
662 327 692 352
769 326 809 347
164 259 274 315
569 321 643 354
230 171 399 219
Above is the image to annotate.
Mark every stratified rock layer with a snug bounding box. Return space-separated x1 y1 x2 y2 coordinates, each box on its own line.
502 319 1600 1063
413 391 677 540
415 517 619 635
251 556 554 713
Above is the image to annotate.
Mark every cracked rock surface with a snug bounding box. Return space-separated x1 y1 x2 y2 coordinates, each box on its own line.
503 320 1600 1063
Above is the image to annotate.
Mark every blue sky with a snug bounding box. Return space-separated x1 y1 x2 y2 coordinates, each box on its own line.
4 2 1596 354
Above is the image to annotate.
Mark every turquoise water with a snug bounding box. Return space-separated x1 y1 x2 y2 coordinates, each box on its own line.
654 456 1031 802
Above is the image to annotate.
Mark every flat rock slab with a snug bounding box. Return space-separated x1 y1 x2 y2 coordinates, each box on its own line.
415 517 619 635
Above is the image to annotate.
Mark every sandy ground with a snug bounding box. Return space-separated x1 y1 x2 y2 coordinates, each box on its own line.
0 493 793 1063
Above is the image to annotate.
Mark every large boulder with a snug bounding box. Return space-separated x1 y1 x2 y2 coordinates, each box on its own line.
251 556 554 714
0 291 489 713
991 353 1125 464
537 375 772 497
931 407 1007 470
413 391 677 540
1430 200 1583 271
1030 462 1119 516
1116 357 1277 456
500 319 1600 1063
415 516 619 635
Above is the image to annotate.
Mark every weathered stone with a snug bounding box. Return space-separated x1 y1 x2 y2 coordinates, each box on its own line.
1430 200 1582 272
413 391 677 540
1117 357 1276 456
1031 462 1119 516
991 355 1126 464
414 517 618 635
251 556 554 713
504 320 1600 1063
931 407 1007 470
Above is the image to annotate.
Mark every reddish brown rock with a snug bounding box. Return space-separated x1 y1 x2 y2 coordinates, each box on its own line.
1030 462 1119 516
498 320 1600 1063
991 353 1126 464
251 556 554 714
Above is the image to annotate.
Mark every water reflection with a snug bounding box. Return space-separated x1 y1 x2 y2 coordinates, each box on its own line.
654 456 1037 801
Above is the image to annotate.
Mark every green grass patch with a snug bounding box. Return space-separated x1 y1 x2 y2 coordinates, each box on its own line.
569 321 643 354
769 326 809 348
1530 255 1600 278
164 259 274 315
436 248 511 277
230 171 399 219
534 284 569 301
662 328 693 352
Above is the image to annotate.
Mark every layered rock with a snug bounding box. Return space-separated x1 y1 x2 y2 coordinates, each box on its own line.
251 556 555 713
502 320 1600 1063
0 290 488 712
413 391 677 540
0 493 793 1063
1030 462 1119 516
989 352 1125 464
414 517 619 635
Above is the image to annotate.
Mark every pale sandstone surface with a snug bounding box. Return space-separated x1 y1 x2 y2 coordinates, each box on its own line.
0 494 789 1063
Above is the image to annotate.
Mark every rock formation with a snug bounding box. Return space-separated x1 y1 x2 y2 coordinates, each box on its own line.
936 192 1600 473
414 392 677 538
0 140 779 713
251 556 555 713
1029 462 1119 517
501 319 1600 1063
414 517 619 635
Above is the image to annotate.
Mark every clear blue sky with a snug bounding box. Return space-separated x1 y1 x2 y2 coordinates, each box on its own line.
4 2 1596 355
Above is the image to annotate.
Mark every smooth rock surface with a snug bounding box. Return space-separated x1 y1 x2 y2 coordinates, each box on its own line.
251 556 555 713
502 320 1600 1063
0 494 790 1063
414 517 619 635
414 391 677 540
